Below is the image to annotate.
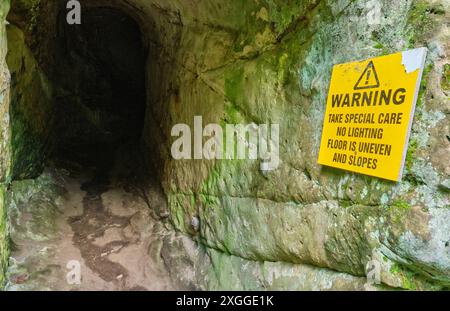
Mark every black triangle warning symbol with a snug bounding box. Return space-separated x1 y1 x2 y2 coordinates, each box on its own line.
354 61 380 90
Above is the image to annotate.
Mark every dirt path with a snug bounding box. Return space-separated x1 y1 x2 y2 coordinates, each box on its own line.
6 166 174 291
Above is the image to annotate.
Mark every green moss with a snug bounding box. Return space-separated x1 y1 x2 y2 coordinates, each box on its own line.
28 0 41 32
201 163 222 195
338 199 353 208
223 67 249 129
266 2 297 35
373 42 384 50
0 0 10 20
402 274 417 290
6 174 64 243
168 193 188 232
391 199 411 210
405 138 418 172
389 263 413 290
9 0 42 33
441 63 450 91
390 263 401 274
6 25 53 180
372 42 390 56
0 0 11 290
10 108 47 179
224 67 244 105
0 185 9 289
407 1 443 47
199 194 221 211
263 0 318 37
388 199 412 225
223 102 241 125
404 60 433 182
389 262 445 290
416 63 433 109
276 53 289 86
221 67 254 156
168 191 206 234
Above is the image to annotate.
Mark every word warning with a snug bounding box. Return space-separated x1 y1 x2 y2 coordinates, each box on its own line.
318 48 427 181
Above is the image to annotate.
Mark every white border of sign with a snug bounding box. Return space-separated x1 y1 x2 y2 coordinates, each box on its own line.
398 47 427 181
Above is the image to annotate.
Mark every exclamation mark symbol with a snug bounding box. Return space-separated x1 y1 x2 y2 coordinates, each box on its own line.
365 69 372 85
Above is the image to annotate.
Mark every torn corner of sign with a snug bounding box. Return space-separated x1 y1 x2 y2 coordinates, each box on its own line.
401 47 428 74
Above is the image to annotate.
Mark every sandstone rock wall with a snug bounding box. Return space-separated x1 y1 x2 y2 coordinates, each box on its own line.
0 0 10 287
139 0 450 290
6 23 54 180
0 0 449 290
0 0 54 287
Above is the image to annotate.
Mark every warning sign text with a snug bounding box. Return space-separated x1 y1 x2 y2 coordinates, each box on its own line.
317 48 427 181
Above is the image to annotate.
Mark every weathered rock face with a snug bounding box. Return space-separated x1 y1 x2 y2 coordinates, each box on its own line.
0 0 449 290
0 0 11 287
6 24 53 180
143 0 450 290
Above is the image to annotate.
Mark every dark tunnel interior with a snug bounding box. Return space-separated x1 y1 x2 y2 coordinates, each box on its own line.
52 7 147 175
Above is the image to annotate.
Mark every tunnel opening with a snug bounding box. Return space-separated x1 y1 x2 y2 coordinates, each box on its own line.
52 7 148 179
6 1 158 181
4 2 174 290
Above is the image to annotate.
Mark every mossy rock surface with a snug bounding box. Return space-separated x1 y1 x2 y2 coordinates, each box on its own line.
0 0 449 290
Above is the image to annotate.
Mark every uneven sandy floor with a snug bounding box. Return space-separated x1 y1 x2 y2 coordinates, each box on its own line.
6 166 174 291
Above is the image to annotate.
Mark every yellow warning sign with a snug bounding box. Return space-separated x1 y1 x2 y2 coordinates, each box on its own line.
318 48 427 181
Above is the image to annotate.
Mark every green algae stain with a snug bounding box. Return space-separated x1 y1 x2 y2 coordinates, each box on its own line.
407 1 445 47
0 185 9 289
441 64 450 92
416 63 433 109
263 0 317 36
385 199 412 226
0 0 10 290
389 262 445 290
223 66 248 125
276 53 289 87
224 67 245 106
168 193 192 233
0 0 10 20
223 102 241 125
390 263 418 290
6 25 54 180
391 199 411 210
405 138 418 172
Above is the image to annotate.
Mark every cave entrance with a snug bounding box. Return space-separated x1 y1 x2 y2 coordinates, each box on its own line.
4 3 174 290
53 6 148 178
